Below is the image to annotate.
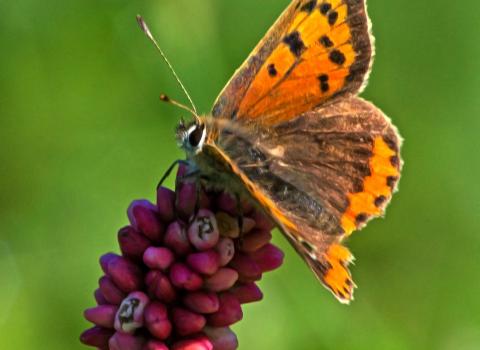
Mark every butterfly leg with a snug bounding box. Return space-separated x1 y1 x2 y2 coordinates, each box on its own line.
235 193 244 236
157 159 189 189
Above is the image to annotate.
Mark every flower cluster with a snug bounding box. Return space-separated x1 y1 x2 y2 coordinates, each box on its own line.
80 166 284 350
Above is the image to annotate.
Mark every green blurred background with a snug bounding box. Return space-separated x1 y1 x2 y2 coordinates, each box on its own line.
1 0 479 349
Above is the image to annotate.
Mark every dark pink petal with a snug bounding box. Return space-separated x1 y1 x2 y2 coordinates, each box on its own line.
250 243 284 272
228 253 261 280
144 340 169 350
164 221 191 256
80 326 114 348
203 327 238 350
144 302 172 340
143 247 175 271
84 305 118 328
172 307 207 336
114 291 149 333
250 210 274 231
145 270 177 303
207 293 243 327
128 200 164 242
176 181 197 220
170 263 203 291
215 238 235 266
204 268 239 292
157 187 176 223
109 332 145 350
106 256 144 293
188 209 220 251
94 288 108 305
183 291 219 314
99 276 126 305
238 230 272 253
118 226 151 260
216 192 237 216
186 250 220 275
230 283 263 304
100 253 119 274
172 336 213 350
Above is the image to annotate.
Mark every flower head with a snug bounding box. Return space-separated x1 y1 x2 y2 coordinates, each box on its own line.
81 166 284 349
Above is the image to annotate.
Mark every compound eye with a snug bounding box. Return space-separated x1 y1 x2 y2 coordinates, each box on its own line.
188 124 205 148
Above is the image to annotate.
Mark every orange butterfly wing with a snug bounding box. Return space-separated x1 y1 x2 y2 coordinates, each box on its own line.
212 0 372 125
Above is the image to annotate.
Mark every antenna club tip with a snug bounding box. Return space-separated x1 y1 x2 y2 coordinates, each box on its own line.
159 94 170 102
136 15 153 38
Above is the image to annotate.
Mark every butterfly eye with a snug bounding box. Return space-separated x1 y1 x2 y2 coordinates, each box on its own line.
188 124 206 148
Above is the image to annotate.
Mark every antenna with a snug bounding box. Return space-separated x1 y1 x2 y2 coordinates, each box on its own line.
159 93 197 116
136 15 198 116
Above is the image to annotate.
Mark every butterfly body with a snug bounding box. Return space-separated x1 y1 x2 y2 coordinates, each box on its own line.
173 0 402 304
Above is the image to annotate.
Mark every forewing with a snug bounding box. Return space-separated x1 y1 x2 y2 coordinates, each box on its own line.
212 0 373 125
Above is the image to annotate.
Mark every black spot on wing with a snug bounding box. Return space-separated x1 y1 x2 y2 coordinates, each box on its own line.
300 0 317 13
319 35 334 48
374 195 387 207
328 11 339 25
329 49 346 65
318 74 330 92
267 63 278 77
283 31 306 57
319 3 332 14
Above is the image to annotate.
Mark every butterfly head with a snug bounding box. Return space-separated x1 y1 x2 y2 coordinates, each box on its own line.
176 117 207 155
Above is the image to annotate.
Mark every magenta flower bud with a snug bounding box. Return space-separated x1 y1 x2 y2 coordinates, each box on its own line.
156 187 176 222
106 256 144 293
176 181 197 220
238 230 272 253
164 221 191 256
99 276 126 305
183 291 219 314
186 250 220 275
172 307 206 336
114 291 149 333
216 192 237 215
172 336 213 350
188 209 220 251
84 305 118 328
207 293 243 327
250 210 274 231
143 247 174 271
230 283 263 304
100 253 120 274
144 302 172 340
204 268 239 292
128 200 164 242
203 327 238 350
145 270 176 303
228 253 261 280
170 263 203 291
94 288 108 305
144 340 169 350
215 238 235 266
109 332 145 350
118 226 151 260
250 243 284 272
80 326 114 348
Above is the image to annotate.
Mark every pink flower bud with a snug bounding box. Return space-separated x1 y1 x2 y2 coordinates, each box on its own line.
228 253 261 280
176 181 197 220
207 293 243 327
172 307 206 336
215 238 235 266
169 263 203 291
157 187 176 222
183 291 219 314
114 291 149 333
238 230 272 253
204 268 238 292
80 326 114 348
100 253 119 274
250 243 284 272
250 210 274 231
144 302 172 340
203 327 238 350
164 221 191 256
99 276 126 305
118 226 151 260
143 247 174 271
230 283 263 304
128 200 164 242
94 288 108 305
145 270 177 303
172 336 213 350
186 250 220 275
84 305 118 328
188 209 220 250
216 192 237 215
144 340 169 350
106 256 144 293
109 332 145 350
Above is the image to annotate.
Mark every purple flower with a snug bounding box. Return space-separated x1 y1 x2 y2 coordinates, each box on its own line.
81 165 283 349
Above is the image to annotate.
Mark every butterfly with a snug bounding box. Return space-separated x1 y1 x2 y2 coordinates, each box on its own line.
139 0 402 304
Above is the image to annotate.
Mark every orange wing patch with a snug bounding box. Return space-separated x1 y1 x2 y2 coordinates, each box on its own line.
321 243 355 303
341 137 401 235
235 0 369 125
